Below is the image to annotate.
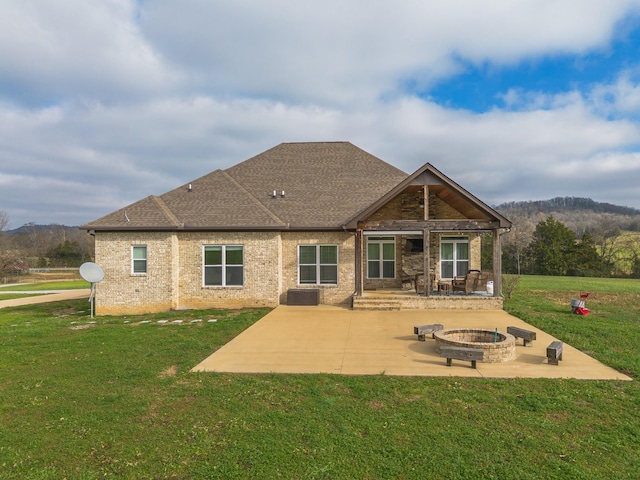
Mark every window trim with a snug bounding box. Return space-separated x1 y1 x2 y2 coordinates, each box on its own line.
297 244 339 286
131 245 147 275
203 244 244 287
366 236 396 280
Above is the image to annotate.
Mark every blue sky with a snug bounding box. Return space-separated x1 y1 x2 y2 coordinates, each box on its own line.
2 1 640 227
429 24 640 113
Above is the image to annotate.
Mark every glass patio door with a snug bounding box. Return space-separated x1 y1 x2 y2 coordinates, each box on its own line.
367 236 395 279
440 236 469 279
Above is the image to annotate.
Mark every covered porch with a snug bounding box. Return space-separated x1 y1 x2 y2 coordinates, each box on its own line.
343 164 512 310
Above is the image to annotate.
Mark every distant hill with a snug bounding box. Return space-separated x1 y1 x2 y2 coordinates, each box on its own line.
7 223 76 235
496 197 640 216
495 197 640 234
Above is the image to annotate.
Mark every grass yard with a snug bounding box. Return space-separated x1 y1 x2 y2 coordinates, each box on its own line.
0 280 90 291
0 281 89 300
0 277 638 479
0 294 44 301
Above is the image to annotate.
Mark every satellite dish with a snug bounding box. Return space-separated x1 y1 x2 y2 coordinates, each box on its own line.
80 262 104 319
80 262 104 283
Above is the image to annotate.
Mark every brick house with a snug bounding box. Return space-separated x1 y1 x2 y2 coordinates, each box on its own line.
83 142 511 315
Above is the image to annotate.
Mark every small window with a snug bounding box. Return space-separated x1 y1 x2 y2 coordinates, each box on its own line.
299 245 338 285
204 245 244 286
132 245 147 274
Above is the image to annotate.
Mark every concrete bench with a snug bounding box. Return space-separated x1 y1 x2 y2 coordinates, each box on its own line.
439 346 483 369
413 323 444 341
547 341 563 365
507 326 537 347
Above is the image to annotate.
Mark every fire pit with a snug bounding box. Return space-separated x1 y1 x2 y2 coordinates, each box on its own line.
434 328 516 363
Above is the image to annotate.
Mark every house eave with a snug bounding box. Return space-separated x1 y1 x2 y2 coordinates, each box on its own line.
82 225 352 233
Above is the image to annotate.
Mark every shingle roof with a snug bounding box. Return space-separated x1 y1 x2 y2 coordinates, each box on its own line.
84 142 409 231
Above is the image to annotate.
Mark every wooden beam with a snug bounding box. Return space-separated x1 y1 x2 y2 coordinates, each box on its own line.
424 227 431 296
492 228 502 298
361 219 499 231
423 185 428 220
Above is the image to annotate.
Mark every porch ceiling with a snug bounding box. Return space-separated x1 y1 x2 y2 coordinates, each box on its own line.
430 185 491 221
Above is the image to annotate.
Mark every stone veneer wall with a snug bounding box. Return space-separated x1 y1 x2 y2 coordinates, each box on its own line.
363 190 483 287
401 233 481 283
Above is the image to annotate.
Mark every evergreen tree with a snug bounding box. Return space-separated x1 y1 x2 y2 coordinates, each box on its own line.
569 233 606 277
526 216 576 275
48 240 85 267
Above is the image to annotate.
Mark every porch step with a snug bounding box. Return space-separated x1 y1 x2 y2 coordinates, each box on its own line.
351 292 505 311
352 296 402 311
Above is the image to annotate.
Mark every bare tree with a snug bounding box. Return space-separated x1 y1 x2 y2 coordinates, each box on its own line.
502 213 535 274
502 274 520 299
0 210 9 232
591 221 621 275
0 210 9 253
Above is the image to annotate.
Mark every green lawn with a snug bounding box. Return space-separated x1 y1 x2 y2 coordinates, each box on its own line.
0 280 90 291
0 293 44 300
0 281 89 300
0 277 638 479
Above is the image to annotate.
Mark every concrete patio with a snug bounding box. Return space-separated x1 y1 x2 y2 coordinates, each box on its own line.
192 306 632 380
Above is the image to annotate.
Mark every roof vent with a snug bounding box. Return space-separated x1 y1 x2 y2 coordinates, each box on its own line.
281 190 285 198
272 190 277 199
188 183 192 192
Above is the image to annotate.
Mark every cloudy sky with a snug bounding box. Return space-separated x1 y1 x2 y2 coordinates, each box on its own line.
3 1 640 228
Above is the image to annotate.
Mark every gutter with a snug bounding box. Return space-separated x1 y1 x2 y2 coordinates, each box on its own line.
82 225 358 233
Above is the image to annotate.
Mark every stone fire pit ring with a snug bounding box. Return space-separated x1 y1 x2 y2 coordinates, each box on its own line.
434 328 517 363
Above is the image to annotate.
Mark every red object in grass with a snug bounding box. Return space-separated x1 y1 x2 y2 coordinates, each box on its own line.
575 306 590 315
580 291 593 300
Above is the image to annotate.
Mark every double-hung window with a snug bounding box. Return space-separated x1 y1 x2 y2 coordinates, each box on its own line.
440 236 469 279
367 236 395 279
203 245 244 286
132 245 147 274
298 245 338 285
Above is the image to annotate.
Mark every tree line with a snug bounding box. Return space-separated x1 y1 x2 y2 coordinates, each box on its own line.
492 205 640 278
0 211 94 280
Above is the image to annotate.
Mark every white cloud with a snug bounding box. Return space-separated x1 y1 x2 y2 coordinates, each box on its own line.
2 1 640 227
589 70 640 116
3 90 640 225
0 0 179 106
140 0 640 103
